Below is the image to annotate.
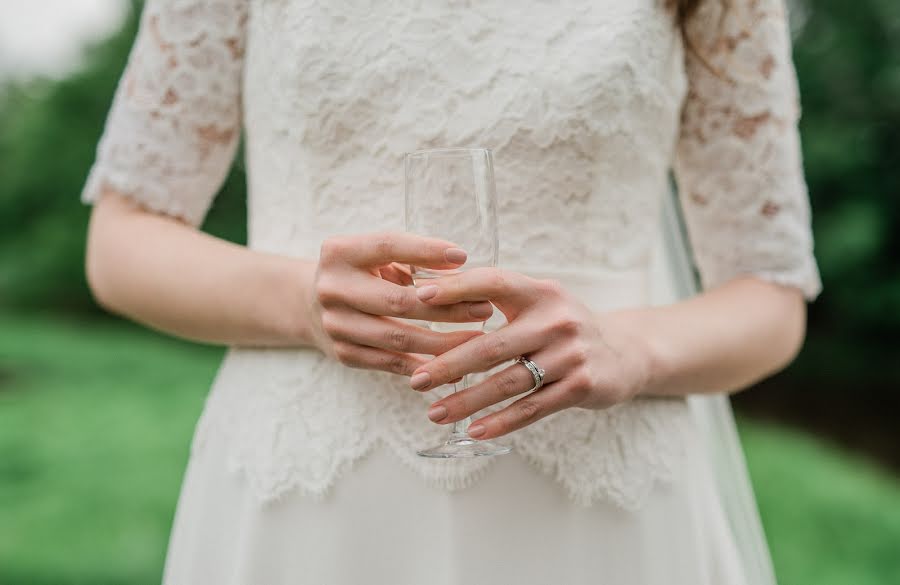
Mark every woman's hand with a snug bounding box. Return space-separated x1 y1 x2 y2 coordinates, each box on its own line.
407 268 658 440
306 231 495 377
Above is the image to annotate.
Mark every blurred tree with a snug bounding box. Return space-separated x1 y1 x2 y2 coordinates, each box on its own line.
727 0 900 467
0 0 245 313
769 1 900 385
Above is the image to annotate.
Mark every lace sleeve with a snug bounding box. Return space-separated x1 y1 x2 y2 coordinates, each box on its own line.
673 0 822 300
81 0 248 227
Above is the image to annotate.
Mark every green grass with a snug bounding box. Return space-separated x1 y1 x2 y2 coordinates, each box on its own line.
1 312 899 585
0 312 222 585
744 422 900 585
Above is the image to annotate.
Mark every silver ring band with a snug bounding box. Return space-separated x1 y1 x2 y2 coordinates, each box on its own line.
514 355 546 392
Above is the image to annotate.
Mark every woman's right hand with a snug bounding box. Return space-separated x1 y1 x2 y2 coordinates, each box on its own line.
306 231 495 377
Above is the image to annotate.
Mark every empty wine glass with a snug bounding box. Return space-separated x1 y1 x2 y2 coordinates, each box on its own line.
404 147 513 458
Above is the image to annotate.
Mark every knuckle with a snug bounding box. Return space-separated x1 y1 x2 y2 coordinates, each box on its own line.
315 277 342 307
319 311 341 338
386 327 411 351
570 341 591 366
566 382 590 402
319 237 347 264
514 398 542 422
385 354 410 375
372 234 395 259
385 288 415 315
332 342 355 365
495 371 522 398
490 270 511 294
585 383 617 409
429 357 453 382
539 278 566 297
479 335 509 364
551 312 583 337
569 368 593 392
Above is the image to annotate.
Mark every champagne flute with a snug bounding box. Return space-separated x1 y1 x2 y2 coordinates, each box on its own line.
404 147 513 458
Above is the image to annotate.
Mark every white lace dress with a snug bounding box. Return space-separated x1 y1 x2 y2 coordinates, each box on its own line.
82 1 822 583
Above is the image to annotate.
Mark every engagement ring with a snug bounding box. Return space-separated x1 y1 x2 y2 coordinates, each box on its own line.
514 355 546 392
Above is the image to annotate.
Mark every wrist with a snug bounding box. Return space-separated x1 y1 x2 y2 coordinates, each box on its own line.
599 306 674 398
260 255 320 347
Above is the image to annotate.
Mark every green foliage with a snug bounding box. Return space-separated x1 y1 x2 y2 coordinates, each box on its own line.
0 0 245 312
1 314 898 584
743 420 900 585
789 1 900 386
0 4 133 311
0 313 222 585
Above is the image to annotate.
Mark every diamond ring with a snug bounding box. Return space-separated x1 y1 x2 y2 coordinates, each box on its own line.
514 355 546 392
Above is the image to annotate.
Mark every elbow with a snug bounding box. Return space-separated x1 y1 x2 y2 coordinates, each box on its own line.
84 193 133 315
769 283 808 375
85 214 118 314
85 259 115 315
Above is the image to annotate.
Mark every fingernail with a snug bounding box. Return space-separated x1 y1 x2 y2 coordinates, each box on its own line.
427 405 448 422
417 285 438 301
410 372 431 390
467 424 486 438
445 248 467 264
469 302 493 318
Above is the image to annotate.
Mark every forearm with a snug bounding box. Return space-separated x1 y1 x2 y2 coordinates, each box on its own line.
85 191 317 347
607 275 807 397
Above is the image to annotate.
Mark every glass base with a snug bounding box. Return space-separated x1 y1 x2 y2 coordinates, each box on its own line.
416 434 513 458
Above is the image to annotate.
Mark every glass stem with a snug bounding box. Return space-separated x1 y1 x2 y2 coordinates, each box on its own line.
451 318 487 440
450 375 473 439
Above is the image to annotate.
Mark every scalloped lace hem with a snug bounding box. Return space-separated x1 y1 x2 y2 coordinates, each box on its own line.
82 166 212 227
191 396 693 512
220 434 499 507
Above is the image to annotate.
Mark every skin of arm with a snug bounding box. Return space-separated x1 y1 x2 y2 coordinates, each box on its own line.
610 275 807 397
86 189 318 347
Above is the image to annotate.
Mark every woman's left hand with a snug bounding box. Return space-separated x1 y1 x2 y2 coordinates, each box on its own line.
408 267 660 440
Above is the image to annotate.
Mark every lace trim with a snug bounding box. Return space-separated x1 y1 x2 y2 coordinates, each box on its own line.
81 0 247 226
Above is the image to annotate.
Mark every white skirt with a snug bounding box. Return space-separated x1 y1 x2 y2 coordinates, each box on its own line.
161 414 748 585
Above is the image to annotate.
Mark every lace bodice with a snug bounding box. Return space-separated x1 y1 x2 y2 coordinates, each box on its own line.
82 0 822 509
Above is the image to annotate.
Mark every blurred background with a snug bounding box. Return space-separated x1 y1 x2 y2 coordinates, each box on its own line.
0 1 898 583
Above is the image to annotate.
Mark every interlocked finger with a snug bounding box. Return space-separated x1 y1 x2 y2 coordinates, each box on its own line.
338 231 465 269
322 276 494 322
426 349 560 424
331 341 429 377
465 377 584 440
325 311 484 356
409 322 540 391
414 266 541 306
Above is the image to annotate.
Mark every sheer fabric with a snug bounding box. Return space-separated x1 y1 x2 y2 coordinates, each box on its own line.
674 0 821 298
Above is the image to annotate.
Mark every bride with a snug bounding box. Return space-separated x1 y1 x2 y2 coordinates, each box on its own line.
82 0 822 583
